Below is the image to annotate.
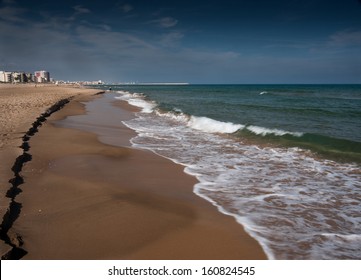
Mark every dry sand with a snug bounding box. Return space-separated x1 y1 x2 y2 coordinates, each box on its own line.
1 84 266 259
0 84 101 148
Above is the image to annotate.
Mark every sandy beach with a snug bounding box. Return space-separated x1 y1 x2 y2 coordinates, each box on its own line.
0 84 103 257
1 84 266 259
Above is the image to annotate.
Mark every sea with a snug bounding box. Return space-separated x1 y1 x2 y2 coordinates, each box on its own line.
95 84 361 259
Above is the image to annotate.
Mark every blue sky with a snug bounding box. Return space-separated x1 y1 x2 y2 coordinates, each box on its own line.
0 0 361 83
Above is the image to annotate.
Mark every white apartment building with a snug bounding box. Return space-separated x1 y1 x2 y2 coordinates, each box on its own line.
0 71 35 83
0 71 13 83
34 70 50 83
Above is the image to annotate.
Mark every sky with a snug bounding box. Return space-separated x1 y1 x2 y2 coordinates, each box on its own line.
0 0 361 84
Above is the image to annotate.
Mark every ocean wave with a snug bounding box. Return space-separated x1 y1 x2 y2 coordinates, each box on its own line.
245 125 304 137
155 110 189 123
128 99 156 113
117 91 303 137
115 92 156 113
187 116 245 134
116 90 361 163
157 110 245 134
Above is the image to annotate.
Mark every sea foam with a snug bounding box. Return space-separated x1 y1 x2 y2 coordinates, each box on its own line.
115 92 156 113
188 116 244 134
246 125 304 137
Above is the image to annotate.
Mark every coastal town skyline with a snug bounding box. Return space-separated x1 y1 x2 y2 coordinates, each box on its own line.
1 0 361 84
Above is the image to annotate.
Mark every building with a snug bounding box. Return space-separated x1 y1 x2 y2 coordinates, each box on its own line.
0 71 13 83
25 73 33 82
0 69 57 83
12 71 27 83
34 70 50 83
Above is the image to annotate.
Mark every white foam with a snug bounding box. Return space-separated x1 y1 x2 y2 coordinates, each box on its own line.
155 110 189 123
188 116 244 134
128 99 156 113
246 125 303 137
116 90 130 94
320 233 361 241
115 92 156 113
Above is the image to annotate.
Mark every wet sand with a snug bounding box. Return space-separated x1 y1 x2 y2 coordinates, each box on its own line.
2 86 266 259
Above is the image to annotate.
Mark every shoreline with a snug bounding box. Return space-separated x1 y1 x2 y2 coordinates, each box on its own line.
1 85 266 259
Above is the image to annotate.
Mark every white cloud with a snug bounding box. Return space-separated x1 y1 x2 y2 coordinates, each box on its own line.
151 17 178 28
100 24 112 31
75 25 156 55
160 32 184 47
73 5 91 15
66 5 91 21
329 30 361 46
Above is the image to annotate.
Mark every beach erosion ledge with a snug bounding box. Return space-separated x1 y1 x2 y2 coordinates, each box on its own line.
0 84 266 259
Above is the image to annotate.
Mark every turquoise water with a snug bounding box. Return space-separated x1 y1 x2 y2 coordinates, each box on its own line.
95 84 361 259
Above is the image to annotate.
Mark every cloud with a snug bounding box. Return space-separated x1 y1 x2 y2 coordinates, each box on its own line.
329 30 361 46
66 5 91 21
75 25 155 55
73 5 91 15
0 5 26 22
160 32 184 47
120 4 133 13
151 17 178 28
3 0 17 4
304 29 361 56
99 23 112 31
